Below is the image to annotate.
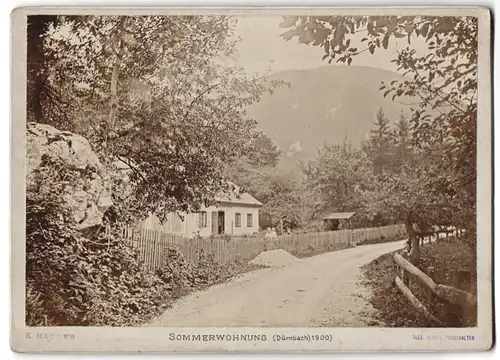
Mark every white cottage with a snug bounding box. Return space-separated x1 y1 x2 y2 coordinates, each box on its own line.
138 185 263 238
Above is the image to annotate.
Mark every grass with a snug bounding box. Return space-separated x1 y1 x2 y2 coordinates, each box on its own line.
289 242 354 258
356 233 407 246
288 233 405 258
360 237 477 327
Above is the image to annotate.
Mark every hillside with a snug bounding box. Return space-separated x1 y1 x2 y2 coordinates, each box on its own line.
247 65 413 167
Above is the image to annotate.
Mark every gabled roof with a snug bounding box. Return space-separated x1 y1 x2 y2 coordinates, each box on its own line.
215 183 263 207
322 212 356 220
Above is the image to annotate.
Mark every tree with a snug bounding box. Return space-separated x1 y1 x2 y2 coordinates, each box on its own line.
279 15 478 263
262 174 301 231
32 16 284 221
304 140 372 223
362 107 395 173
223 131 281 186
356 162 464 265
393 110 415 170
257 171 315 232
246 132 281 169
229 163 318 233
27 15 59 123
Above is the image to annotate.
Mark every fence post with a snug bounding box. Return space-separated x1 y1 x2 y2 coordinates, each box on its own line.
401 251 410 285
456 268 472 291
455 267 474 325
427 266 435 303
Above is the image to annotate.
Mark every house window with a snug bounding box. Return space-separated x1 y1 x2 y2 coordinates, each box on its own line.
247 213 253 227
235 213 241 227
198 212 207 227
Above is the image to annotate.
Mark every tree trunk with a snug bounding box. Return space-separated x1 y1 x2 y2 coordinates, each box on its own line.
103 17 126 155
27 15 57 122
403 218 421 266
108 40 125 130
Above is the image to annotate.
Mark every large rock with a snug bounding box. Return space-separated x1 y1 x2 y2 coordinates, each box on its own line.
27 123 113 232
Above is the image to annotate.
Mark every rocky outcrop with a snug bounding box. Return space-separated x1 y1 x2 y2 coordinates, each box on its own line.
26 123 113 233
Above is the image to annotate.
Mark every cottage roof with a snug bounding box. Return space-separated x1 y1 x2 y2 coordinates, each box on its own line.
215 183 263 207
112 161 262 207
322 212 356 220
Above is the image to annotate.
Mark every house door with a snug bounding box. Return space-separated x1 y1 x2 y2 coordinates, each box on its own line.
218 211 225 234
211 211 218 235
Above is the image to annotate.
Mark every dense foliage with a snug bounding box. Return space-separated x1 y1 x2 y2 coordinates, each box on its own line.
26 157 167 326
304 140 372 225
29 15 283 220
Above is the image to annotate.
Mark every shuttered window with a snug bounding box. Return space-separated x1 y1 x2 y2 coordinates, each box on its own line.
198 212 207 227
247 213 253 227
235 213 241 227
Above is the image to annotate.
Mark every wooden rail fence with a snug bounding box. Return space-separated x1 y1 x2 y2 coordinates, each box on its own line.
119 224 406 271
393 252 477 326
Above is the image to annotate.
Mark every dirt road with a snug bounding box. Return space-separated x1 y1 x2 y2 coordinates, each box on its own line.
147 240 406 327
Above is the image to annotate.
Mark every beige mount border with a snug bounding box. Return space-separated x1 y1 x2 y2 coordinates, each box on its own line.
10 6 492 353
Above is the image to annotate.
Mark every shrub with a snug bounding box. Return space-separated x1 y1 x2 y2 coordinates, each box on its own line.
26 156 93 325
156 248 195 298
26 157 171 326
25 282 47 326
206 233 232 242
290 242 353 258
81 227 172 326
156 248 260 294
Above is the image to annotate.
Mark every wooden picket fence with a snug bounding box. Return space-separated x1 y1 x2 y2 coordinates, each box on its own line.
351 224 406 244
119 224 406 271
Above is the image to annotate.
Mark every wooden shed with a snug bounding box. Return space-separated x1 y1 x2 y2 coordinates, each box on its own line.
321 212 356 231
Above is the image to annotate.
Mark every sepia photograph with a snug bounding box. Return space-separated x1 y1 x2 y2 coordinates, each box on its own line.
11 6 492 353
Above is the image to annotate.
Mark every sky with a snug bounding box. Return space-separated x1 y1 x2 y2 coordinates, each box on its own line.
50 15 427 78
230 16 425 76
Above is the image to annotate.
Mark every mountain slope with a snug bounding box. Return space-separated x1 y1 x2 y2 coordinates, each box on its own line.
247 65 412 166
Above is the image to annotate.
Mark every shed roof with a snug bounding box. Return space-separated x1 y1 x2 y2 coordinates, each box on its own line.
322 212 356 220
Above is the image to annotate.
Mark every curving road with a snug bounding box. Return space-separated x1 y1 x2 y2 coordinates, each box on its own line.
147 240 406 327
